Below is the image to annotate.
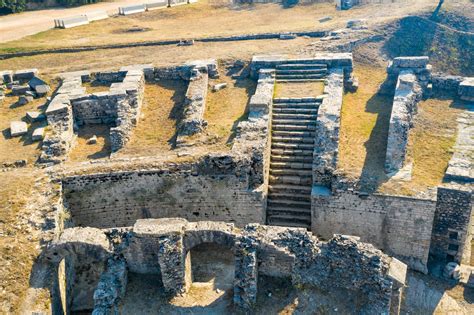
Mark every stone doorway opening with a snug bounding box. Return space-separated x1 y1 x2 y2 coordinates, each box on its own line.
183 242 236 307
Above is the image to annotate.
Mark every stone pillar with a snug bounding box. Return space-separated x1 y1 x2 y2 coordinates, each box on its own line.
158 233 189 294
429 187 473 263
234 236 258 310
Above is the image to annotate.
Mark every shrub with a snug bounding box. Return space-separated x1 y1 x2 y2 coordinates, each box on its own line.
0 0 27 13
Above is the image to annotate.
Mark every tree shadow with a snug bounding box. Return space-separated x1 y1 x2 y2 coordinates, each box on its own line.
358 89 394 193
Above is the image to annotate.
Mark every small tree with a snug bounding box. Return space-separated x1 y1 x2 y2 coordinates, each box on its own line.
431 0 445 20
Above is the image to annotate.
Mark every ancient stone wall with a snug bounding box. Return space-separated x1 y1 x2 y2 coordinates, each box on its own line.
62 156 265 229
312 190 436 273
313 68 344 187
429 187 473 264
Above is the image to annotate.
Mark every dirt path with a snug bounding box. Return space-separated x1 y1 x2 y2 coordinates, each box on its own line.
0 0 141 42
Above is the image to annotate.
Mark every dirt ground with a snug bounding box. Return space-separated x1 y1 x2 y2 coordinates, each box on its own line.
0 0 438 52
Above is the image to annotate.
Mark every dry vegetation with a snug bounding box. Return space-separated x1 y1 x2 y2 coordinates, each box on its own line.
68 125 111 162
339 63 468 195
274 81 325 99
0 0 437 53
0 170 41 313
205 64 256 145
118 80 187 157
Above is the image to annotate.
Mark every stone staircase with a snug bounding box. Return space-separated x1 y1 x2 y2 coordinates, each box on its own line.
267 97 322 228
275 63 327 82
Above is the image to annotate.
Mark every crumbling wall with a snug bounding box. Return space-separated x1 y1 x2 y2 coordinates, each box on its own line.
313 68 344 187
40 73 86 164
62 156 265 229
384 57 431 174
429 187 473 264
312 190 436 273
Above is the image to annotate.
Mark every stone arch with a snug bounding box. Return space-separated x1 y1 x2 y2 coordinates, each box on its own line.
41 227 112 314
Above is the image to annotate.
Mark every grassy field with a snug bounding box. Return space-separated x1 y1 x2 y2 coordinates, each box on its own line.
339 63 467 195
0 170 40 314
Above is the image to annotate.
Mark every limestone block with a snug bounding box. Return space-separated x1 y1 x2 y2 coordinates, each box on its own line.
279 33 297 40
212 83 227 92
87 135 97 144
11 85 31 96
32 127 45 141
13 69 38 82
10 121 28 137
146 1 168 11
26 111 46 123
392 56 429 68
458 77 474 101
54 15 89 29
0 70 13 84
18 95 33 106
318 16 332 23
346 19 367 29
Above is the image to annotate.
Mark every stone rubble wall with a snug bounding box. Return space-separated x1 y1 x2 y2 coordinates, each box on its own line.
39 74 86 164
152 59 218 80
176 67 209 138
109 69 146 153
61 155 266 229
384 57 431 174
43 218 406 313
429 187 473 264
312 190 437 273
313 68 344 187
70 93 118 125
92 257 128 315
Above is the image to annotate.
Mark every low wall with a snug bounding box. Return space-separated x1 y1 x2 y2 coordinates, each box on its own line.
62 157 265 229
312 190 436 273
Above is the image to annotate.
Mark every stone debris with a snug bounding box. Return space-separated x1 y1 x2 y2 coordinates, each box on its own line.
318 16 332 23
346 19 367 30
26 111 46 123
18 95 33 106
32 127 45 141
212 83 227 92
87 135 98 145
13 69 38 82
443 262 461 280
29 76 50 96
11 85 30 96
458 77 474 101
178 39 194 46
0 70 13 84
119 4 146 15
10 121 28 137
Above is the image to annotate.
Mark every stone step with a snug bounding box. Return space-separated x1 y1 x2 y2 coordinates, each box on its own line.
269 175 312 185
272 119 316 126
276 74 326 80
276 63 327 70
267 215 311 228
273 97 322 103
276 69 327 75
272 113 317 120
270 155 313 163
272 108 319 115
268 191 311 202
270 161 313 170
276 79 326 83
272 136 315 144
267 198 311 208
270 169 313 176
267 206 311 215
268 184 312 194
271 148 314 156
272 124 316 131
271 142 314 150
273 103 320 110
272 130 316 138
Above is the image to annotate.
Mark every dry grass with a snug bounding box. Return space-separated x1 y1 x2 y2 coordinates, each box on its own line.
0 169 40 314
118 80 187 157
339 64 468 195
0 80 56 164
0 0 439 53
205 65 256 145
83 80 112 94
274 81 325 99
380 98 468 195
338 64 392 191
68 125 111 162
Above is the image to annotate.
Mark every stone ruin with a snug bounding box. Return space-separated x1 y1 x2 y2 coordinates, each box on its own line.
40 218 407 314
14 52 473 313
